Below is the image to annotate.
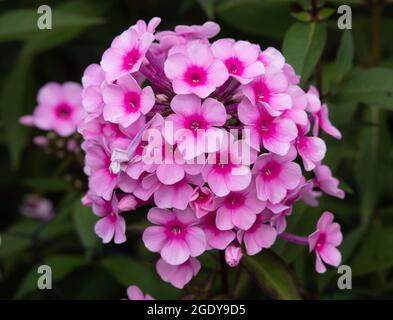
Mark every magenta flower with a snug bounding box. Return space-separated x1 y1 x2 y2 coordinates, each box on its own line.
127 286 154 300
242 73 292 116
238 98 297 155
30 82 85 136
92 195 126 244
313 104 342 139
164 40 228 98
142 208 206 265
200 213 235 250
211 39 264 84
156 257 201 289
225 245 243 267
215 187 266 231
308 212 343 273
296 125 326 171
313 164 345 199
166 94 227 159
189 186 216 219
101 28 154 82
103 74 154 127
238 213 277 255
252 151 302 204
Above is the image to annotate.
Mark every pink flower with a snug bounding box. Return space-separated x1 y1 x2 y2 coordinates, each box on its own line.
164 40 228 98
305 85 321 113
156 257 201 289
117 195 138 211
189 186 216 219
308 212 342 273
200 213 235 250
225 245 243 267
101 28 154 82
202 136 252 197
295 125 326 171
215 187 266 231
238 213 277 255
154 179 194 210
166 94 227 159
81 64 105 120
252 151 302 204
20 194 54 221
242 73 292 116
103 74 154 127
31 82 85 136
127 285 154 300
19 115 35 127
313 104 342 139
313 164 345 199
238 98 297 155
258 47 285 74
142 208 206 265
174 21 220 39
92 195 126 244
211 39 264 84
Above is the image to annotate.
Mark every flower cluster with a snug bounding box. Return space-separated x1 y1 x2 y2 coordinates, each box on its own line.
22 18 345 291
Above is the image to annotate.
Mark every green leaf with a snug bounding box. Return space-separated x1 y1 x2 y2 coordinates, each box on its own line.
216 0 292 39
73 201 98 251
335 30 354 82
101 256 180 299
351 227 393 276
242 251 302 300
333 68 393 110
282 21 326 84
318 8 335 20
23 177 72 192
290 12 311 23
14 255 86 299
197 0 215 19
0 8 103 43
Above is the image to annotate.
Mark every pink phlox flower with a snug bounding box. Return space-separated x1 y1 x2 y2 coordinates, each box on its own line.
20 194 54 221
308 211 343 273
211 38 264 84
225 245 243 267
156 257 201 289
313 103 342 139
200 213 236 250
142 207 207 265
258 47 285 74
189 186 216 219
313 163 345 199
305 85 321 113
127 286 154 300
164 40 229 98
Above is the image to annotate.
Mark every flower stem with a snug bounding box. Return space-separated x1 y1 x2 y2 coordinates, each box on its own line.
220 251 229 294
279 232 309 246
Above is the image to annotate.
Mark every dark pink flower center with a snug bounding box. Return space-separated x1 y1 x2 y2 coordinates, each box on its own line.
184 114 208 132
224 57 244 76
262 162 280 180
253 81 271 104
124 91 140 113
225 192 245 209
108 212 117 223
315 233 326 252
123 48 141 70
184 65 207 86
55 103 72 120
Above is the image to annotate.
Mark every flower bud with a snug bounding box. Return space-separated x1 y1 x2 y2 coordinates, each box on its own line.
225 245 242 267
118 195 138 211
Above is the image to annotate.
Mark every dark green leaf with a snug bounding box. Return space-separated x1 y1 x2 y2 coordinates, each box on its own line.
335 30 354 82
242 251 302 300
318 8 335 20
216 0 292 39
282 21 326 83
290 12 312 23
14 255 86 298
197 0 215 20
73 201 98 251
23 177 72 192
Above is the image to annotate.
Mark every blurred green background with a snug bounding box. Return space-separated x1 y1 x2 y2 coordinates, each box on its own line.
0 0 393 300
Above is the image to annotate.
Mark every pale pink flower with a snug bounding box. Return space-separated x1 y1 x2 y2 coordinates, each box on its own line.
20 194 54 221
296 124 326 171
242 73 292 116
252 151 302 204
154 179 194 210
101 28 154 82
283 63 300 85
92 195 126 244
127 285 154 300
238 213 277 255
215 186 266 231
130 17 161 36
81 64 105 120
211 39 264 84
19 115 35 127
225 245 243 267
156 257 201 289
31 82 85 136
118 195 138 211
189 186 216 219
166 94 227 159
308 211 342 273
33 136 49 147
258 47 285 74
103 74 154 127
174 21 220 39
164 40 228 98
282 86 308 126
200 213 235 250
238 98 297 155
313 164 345 199
142 208 206 265
313 104 342 139
305 85 321 113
